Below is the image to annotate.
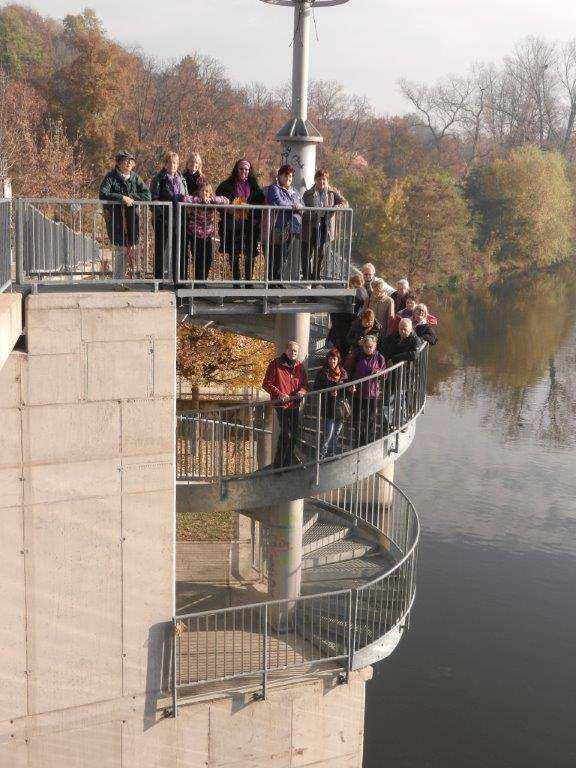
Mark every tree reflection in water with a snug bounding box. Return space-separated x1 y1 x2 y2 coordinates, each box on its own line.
426 264 576 447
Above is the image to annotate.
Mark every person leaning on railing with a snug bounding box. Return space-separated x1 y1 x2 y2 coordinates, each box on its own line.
150 151 188 281
379 317 421 429
313 347 349 459
262 340 309 469
99 150 151 280
265 164 304 284
301 169 348 283
183 180 229 282
215 159 265 284
345 334 387 446
413 303 438 346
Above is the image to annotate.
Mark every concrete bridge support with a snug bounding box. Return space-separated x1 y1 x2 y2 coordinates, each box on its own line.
0 292 177 765
264 313 311 601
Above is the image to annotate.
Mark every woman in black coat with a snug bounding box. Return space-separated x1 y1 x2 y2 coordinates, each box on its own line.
99 150 151 279
313 348 349 459
413 303 438 345
215 159 265 283
182 152 203 196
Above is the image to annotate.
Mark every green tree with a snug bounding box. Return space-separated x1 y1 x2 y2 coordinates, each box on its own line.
465 145 575 273
0 5 47 76
327 151 388 262
380 170 473 287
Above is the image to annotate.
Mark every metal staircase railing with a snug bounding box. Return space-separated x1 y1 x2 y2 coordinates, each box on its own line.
173 473 419 710
176 345 428 485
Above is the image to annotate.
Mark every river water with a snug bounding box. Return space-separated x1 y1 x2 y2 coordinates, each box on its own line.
364 267 576 768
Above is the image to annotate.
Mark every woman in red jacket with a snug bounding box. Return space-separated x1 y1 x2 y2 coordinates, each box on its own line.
262 341 309 469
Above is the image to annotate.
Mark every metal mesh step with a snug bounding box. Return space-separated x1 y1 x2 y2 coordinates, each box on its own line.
302 554 391 584
303 536 376 568
302 521 350 554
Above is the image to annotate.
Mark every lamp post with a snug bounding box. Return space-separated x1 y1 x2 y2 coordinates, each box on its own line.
259 0 350 193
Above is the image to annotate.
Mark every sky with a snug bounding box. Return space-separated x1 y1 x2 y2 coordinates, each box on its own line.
16 0 576 115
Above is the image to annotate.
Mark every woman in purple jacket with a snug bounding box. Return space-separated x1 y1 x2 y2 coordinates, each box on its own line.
345 334 387 447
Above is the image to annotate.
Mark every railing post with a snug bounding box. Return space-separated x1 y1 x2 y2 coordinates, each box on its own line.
349 588 358 674
15 199 24 285
218 412 225 500
262 603 268 700
172 618 178 718
174 203 180 286
346 209 353 285
315 393 322 485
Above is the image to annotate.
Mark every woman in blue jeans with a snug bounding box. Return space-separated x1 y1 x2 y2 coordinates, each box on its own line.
313 348 349 459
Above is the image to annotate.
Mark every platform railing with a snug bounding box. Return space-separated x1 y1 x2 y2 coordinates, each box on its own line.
14 199 173 285
10 198 353 289
177 202 352 287
176 345 428 484
0 199 11 292
173 474 419 707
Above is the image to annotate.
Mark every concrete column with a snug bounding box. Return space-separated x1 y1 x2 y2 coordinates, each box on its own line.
263 312 311 600
378 461 395 504
378 461 395 543
274 313 310 364
266 499 304 600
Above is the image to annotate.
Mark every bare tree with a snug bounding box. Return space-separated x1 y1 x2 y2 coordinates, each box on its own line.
558 40 576 155
399 76 473 150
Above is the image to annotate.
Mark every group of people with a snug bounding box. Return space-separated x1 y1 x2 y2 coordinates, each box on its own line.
329 263 438 358
262 265 438 467
98 149 348 284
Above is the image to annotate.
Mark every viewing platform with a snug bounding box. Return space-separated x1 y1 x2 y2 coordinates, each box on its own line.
2 198 354 316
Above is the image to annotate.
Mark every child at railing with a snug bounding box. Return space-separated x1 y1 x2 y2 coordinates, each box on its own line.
183 180 229 282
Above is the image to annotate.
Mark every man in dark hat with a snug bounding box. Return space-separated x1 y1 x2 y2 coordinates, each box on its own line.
99 151 151 279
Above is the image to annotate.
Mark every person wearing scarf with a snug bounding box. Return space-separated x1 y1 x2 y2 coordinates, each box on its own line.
99 149 151 279
314 348 349 459
413 303 438 345
216 159 265 284
150 151 189 280
262 341 309 469
345 334 387 447
302 169 348 282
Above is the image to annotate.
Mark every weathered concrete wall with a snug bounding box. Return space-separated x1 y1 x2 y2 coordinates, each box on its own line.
0 292 176 730
0 292 371 768
0 669 370 768
0 292 21 372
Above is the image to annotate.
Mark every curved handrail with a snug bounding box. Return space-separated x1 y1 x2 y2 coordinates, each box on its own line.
174 474 420 700
176 344 428 483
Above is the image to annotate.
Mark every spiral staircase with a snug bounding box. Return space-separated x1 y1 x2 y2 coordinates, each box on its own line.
173 316 425 709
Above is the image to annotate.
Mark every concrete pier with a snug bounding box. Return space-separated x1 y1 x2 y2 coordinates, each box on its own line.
264 313 311 601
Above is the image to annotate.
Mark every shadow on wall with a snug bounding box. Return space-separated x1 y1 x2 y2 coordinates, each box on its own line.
144 621 173 731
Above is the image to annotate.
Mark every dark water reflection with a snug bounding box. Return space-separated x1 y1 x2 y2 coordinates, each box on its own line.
364 266 576 768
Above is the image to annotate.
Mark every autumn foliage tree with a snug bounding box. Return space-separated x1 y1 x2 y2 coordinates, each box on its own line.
177 322 273 397
380 171 473 287
465 145 575 273
1 4 576 294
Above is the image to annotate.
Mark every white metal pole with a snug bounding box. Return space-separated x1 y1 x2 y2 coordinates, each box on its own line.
291 1 312 122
